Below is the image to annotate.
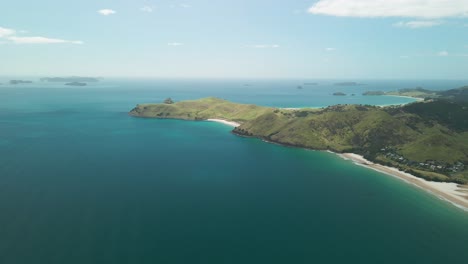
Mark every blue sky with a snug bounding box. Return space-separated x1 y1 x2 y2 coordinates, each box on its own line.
1 0 468 79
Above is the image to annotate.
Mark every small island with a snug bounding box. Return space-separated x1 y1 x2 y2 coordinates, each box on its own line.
363 91 385 96
41 77 100 82
10 80 33 85
65 82 87 86
333 92 346 96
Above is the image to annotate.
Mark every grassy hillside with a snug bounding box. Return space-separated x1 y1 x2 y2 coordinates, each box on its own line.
129 97 275 123
130 98 468 183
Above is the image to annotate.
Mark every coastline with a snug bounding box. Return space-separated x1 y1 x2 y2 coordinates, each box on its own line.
207 119 241 127
132 98 468 211
339 153 468 211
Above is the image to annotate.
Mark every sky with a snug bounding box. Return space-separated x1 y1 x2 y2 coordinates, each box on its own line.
1 0 468 79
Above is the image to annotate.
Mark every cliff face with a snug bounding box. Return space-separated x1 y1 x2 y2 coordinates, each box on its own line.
130 98 468 183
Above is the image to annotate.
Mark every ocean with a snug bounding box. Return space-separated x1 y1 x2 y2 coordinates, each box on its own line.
0 79 467 263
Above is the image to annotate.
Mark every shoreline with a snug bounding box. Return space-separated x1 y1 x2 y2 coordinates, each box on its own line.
207 119 241 127
339 153 468 211
233 129 468 211
384 95 425 102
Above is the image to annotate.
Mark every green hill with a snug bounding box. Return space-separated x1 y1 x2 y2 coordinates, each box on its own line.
129 97 275 123
438 86 468 102
130 98 468 183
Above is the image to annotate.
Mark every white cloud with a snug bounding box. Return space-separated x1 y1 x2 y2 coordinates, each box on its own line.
179 4 191 8
308 0 468 19
168 42 183 46
438 51 449 56
325 47 336 51
0 25 83 45
393 20 443 28
98 9 116 16
8 36 83 44
141 6 154 13
247 44 280 49
0 26 15 37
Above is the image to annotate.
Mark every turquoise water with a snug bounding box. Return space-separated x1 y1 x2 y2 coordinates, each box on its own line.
0 79 467 263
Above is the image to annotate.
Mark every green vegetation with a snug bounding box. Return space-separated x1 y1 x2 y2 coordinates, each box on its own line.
438 86 468 102
130 97 468 183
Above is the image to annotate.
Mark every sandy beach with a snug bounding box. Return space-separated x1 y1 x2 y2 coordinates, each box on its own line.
385 95 425 102
207 119 241 127
339 153 468 211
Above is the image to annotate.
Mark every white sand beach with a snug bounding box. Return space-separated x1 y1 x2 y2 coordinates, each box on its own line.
339 153 468 211
207 119 241 127
384 95 425 102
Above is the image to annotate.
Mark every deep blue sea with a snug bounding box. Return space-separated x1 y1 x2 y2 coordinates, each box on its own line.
0 79 467 263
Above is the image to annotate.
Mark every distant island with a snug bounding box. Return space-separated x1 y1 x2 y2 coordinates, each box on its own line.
334 82 365 86
40 77 100 82
363 91 385 96
333 92 346 96
10 80 33 85
130 87 468 209
65 82 87 86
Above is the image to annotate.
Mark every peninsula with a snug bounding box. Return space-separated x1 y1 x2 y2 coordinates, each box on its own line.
365 86 468 102
130 90 468 209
